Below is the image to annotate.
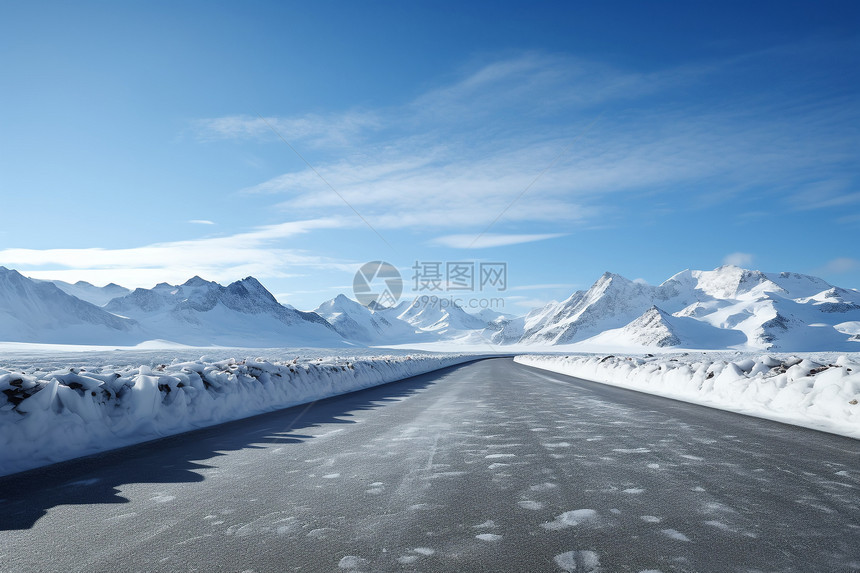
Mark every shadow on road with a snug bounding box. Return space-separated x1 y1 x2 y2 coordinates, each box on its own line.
0 363 463 530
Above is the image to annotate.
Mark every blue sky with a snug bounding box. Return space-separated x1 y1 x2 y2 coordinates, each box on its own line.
1 1 858 312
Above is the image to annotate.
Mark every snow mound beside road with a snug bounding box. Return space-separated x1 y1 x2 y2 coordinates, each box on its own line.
515 353 860 438
0 353 479 476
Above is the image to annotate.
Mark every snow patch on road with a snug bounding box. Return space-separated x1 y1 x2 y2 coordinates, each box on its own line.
530 482 558 492
542 509 599 530
518 500 544 511
397 547 435 564
338 555 367 569
661 528 691 542
412 547 435 556
554 550 601 572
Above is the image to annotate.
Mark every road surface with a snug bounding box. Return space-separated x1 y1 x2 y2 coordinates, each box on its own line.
1 358 859 572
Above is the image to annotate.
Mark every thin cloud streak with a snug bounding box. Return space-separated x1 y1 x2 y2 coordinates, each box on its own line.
210 49 858 238
0 218 354 289
192 112 380 148
723 252 755 267
431 233 567 249
509 283 581 291
821 257 860 274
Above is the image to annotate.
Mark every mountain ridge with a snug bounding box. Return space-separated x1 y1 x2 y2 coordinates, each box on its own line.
1 265 858 350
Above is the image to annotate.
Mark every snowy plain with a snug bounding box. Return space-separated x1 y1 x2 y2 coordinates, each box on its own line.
0 348 485 476
516 352 860 439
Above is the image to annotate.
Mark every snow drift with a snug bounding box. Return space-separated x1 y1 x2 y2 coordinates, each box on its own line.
515 353 860 438
0 352 481 476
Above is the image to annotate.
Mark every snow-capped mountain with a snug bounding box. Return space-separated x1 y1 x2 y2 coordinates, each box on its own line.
104 276 345 347
472 308 506 323
617 306 681 347
483 314 526 345
519 272 668 345
376 296 489 338
1 265 858 350
313 294 417 343
520 266 860 351
0 267 140 344
586 305 747 349
45 279 131 307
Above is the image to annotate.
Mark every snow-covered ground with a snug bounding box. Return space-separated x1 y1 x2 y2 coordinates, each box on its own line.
0 349 484 476
515 353 860 439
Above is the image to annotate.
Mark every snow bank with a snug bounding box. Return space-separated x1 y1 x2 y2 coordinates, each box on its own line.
515 353 860 439
0 353 479 476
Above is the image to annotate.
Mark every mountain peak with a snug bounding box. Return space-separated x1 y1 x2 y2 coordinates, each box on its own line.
237 276 264 287
100 273 342 346
594 271 636 289
692 266 774 300
0 268 137 343
315 294 362 313
645 304 666 315
231 276 272 297
623 305 680 347
599 271 626 281
367 299 392 311
182 276 212 287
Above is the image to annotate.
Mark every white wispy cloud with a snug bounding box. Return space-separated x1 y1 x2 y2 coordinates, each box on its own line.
508 283 581 291
192 111 379 148
1 218 353 288
504 294 559 310
200 48 857 241
405 52 684 126
189 219 216 225
723 253 755 267
147 43 858 304
821 257 860 274
788 180 860 211
430 233 567 249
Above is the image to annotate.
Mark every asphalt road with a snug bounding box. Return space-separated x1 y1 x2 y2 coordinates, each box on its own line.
1 358 859 573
